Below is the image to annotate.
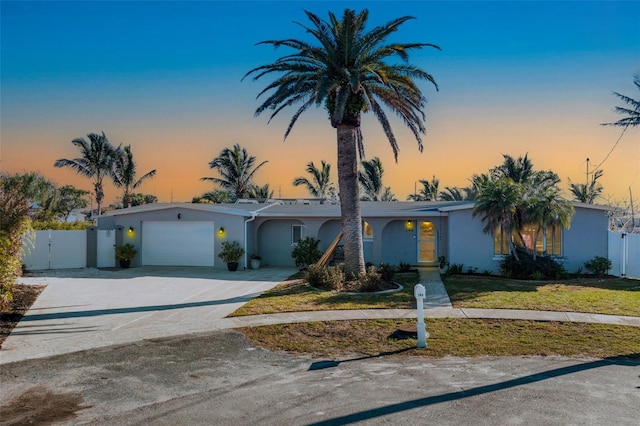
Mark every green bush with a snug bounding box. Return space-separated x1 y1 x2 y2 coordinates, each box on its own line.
584 256 612 277
378 262 396 282
500 248 567 280
32 220 93 230
291 237 322 268
398 262 411 272
356 266 385 292
447 263 464 275
305 263 344 290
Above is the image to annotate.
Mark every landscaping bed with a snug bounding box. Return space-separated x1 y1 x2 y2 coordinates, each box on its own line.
0 284 44 348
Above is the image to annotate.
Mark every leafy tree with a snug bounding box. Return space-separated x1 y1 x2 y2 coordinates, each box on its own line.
192 190 230 204
602 76 640 128
245 8 439 275
54 132 117 216
408 176 440 201
201 144 268 202
247 183 274 199
568 169 604 204
293 161 336 201
111 145 157 208
51 185 89 220
0 173 35 308
129 193 158 206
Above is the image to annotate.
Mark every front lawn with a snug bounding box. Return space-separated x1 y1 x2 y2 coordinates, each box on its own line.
238 319 640 359
442 275 640 317
229 272 420 317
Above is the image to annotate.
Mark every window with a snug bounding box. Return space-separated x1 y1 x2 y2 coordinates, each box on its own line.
292 225 304 245
494 224 562 256
363 221 373 239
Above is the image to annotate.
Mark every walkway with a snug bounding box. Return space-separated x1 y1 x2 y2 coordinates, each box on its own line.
1 266 638 365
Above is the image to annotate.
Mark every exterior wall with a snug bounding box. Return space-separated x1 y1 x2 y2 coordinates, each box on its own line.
256 219 304 267
562 206 609 272
447 209 499 273
381 220 418 265
23 230 87 270
100 207 247 269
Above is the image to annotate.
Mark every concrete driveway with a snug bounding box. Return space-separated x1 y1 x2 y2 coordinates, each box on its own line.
1 266 297 364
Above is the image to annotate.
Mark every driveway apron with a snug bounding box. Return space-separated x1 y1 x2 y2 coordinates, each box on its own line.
1 267 297 364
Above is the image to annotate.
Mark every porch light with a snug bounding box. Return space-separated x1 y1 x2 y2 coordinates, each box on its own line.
405 220 414 232
128 227 134 234
218 226 225 236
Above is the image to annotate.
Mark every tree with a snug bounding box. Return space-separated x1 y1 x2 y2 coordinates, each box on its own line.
408 176 440 201
245 9 439 275
359 157 395 201
51 185 89 220
0 173 35 308
439 186 476 201
201 144 268 202
491 153 533 183
568 169 604 204
129 193 158 206
111 145 157 208
602 76 640 128
192 190 230 204
54 132 117 216
247 183 274 199
293 161 336 201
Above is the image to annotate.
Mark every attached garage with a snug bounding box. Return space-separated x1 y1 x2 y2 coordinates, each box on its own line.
141 221 215 266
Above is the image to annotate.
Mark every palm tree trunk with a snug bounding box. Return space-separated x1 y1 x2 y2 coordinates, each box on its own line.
336 125 365 276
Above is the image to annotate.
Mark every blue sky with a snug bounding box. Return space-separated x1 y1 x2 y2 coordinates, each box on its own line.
2 1 639 204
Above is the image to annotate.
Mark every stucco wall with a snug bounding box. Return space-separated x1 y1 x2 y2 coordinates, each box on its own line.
562 206 609 272
381 220 418 265
447 209 499 273
256 219 304 267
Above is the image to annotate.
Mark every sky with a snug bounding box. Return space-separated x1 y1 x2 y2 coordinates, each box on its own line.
1 0 639 206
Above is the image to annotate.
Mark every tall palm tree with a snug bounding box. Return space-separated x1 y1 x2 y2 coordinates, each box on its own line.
602 76 640 128
54 132 116 216
201 144 268 202
491 153 533 183
439 186 476 201
568 169 604 204
245 9 439 275
293 161 336 200
111 145 157 208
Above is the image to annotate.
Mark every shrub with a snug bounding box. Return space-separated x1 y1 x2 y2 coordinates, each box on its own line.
438 256 448 269
378 262 396 283
291 237 321 268
584 256 612 277
500 248 567 280
398 262 411 272
218 241 244 263
447 263 464 275
32 220 93 230
305 263 343 290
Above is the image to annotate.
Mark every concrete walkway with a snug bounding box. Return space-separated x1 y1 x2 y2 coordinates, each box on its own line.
1 266 638 365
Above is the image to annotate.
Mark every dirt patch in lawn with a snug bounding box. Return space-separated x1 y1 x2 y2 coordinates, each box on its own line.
0 386 89 425
0 284 45 348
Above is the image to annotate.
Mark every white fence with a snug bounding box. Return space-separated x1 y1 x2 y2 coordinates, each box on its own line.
23 230 87 270
97 229 116 268
608 231 640 279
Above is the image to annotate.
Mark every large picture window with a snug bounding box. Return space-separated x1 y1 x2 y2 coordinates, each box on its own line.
494 224 562 256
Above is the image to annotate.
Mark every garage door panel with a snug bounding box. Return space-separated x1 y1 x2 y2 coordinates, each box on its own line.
142 221 215 266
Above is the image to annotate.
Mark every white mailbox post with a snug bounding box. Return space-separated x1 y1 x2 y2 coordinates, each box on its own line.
414 284 427 348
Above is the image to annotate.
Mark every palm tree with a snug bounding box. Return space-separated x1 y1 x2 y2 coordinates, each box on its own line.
54 132 116 216
568 169 604 204
602 76 640 128
408 176 440 201
247 183 274 199
293 161 336 201
491 153 533 183
111 145 157 208
201 144 268 202
245 9 439 275
473 176 523 258
439 186 476 201
359 157 384 201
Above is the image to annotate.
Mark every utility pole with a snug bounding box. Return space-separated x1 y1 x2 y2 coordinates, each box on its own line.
586 158 590 186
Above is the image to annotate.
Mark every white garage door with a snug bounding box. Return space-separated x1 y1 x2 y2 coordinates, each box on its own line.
142 221 215 266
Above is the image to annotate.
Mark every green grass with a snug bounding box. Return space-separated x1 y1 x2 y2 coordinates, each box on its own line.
238 318 640 359
229 272 420 317
442 275 640 317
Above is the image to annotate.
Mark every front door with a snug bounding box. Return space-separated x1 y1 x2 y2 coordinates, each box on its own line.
418 221 436 263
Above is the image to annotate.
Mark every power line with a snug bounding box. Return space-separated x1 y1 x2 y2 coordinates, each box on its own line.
591 125 629 174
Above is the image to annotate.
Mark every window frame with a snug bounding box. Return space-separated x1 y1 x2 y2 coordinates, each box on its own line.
493 223 562 257
291 224 304 246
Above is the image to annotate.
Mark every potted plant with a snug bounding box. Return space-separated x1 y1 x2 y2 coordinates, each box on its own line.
115 243 137 268
218 241 244 271
250 254 261 270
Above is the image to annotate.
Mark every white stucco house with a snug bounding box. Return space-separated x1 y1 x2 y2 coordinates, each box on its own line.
93 200 612 274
